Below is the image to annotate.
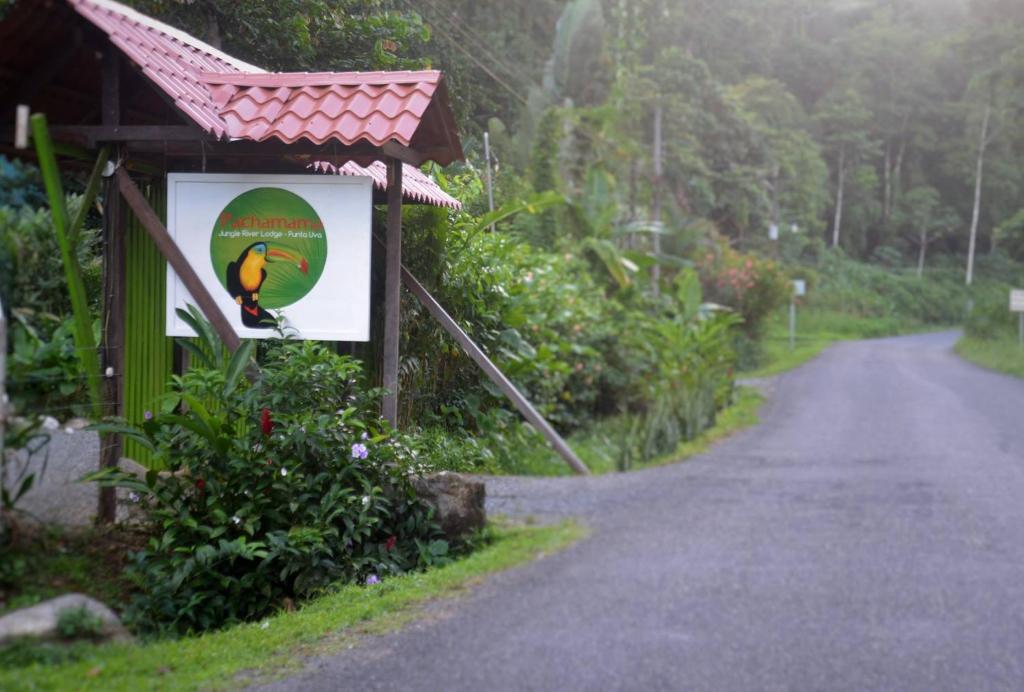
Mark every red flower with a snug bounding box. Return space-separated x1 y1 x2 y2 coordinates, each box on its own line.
260 408 273 436
195 478 206 491
385 536 397 552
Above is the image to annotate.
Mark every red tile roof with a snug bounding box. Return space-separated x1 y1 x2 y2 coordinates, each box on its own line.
205 71 443 147
310 161 462 210
66 0 462 164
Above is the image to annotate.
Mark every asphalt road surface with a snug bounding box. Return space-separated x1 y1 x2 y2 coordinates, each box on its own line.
263 331 1024 691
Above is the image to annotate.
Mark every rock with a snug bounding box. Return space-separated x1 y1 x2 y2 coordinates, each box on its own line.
0 593 131 645
411 472 486 540
63 417 92 432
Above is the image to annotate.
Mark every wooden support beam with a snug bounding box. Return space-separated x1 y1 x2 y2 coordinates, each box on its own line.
115 167 241 353
381 140 425 167
51 125 210 145
381 157 403 426
371 235 590 475
102 49 120 127
97 165 124 524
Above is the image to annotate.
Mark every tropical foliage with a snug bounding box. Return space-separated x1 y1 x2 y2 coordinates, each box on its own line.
86 310 448 636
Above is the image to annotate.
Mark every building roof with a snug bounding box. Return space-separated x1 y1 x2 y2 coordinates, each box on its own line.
63 0 462 165
311 161 462 210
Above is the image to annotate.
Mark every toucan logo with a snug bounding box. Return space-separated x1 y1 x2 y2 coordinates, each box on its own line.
210 187 328 328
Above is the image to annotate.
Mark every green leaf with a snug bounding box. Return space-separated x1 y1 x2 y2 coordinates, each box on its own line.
223 339 256 397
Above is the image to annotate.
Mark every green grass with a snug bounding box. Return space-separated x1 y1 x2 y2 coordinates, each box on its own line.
955 334 1024 378
502 386 765 476
1 528 139 617
0 521 585 691
744 308 940 378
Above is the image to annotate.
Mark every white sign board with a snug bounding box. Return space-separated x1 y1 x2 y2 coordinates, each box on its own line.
1011 289 1024 313
166 173 372 341
793 279 806 297
768 223 779 240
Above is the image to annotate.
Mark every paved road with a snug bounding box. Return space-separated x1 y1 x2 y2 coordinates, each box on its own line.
264 331 1024 691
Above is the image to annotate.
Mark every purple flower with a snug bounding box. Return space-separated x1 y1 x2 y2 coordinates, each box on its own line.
365 574 380 586
351 443 369 460
143 410 153 421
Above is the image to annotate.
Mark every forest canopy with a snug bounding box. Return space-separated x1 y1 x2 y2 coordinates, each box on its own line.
115 0 1024 275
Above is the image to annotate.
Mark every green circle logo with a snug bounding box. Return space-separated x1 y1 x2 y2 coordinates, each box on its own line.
210 188 328 327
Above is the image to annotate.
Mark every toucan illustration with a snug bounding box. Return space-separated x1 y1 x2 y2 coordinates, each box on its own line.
225 242 309 328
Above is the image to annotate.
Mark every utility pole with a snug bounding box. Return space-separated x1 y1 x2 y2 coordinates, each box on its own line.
651 101 663 298
484 131 495 231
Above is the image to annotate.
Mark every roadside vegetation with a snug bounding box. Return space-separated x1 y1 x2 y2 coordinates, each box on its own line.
0 521 584 689
956 275 1024 377
2 0 1024 678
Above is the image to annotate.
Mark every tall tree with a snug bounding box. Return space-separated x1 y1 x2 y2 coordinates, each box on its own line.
815 88 874 249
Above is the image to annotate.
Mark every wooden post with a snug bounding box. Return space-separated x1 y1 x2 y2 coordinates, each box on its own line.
97 166 124 524
115 167 241 352
97 49 122 523
382 157 403 426
0 295 6 470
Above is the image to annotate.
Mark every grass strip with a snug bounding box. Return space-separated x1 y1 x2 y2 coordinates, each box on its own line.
507 386 765 477
745 308 945 378
2 521 585 691
955 335 1024 378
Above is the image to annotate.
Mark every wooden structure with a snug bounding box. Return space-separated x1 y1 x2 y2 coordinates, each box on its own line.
1 0 587 522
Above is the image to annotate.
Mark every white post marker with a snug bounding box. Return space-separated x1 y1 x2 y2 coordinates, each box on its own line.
790 280 806 351
1010 289 1024 347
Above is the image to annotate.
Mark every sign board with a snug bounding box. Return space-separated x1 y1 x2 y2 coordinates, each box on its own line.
1011 289 1024 313
793 279 806 297
768 223 779 240
166 173 372 341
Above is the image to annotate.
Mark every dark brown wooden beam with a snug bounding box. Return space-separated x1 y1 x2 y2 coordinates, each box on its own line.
98 163 124 523
381 157 402 426
381 140 424 167
102 49 119 127
52 125 210 145
115 167 241 353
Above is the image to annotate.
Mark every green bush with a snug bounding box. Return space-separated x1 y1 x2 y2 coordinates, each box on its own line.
5 313 94 415
88 310 447 637
695 239 790 337
56 606 104 641
0 199 102 322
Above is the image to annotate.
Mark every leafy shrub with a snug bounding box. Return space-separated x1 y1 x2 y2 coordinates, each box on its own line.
0 199 102 321
617 271 740 468
5 313 95 415
56 606 104 640
964 290 1018 339
695 240 789 337
88 310 446 637
403 213 627 432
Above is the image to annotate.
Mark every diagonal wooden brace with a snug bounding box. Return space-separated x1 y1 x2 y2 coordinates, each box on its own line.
115 167 241 353
372 233 590 475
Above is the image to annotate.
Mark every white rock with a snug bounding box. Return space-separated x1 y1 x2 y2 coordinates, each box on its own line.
0 593 131 645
